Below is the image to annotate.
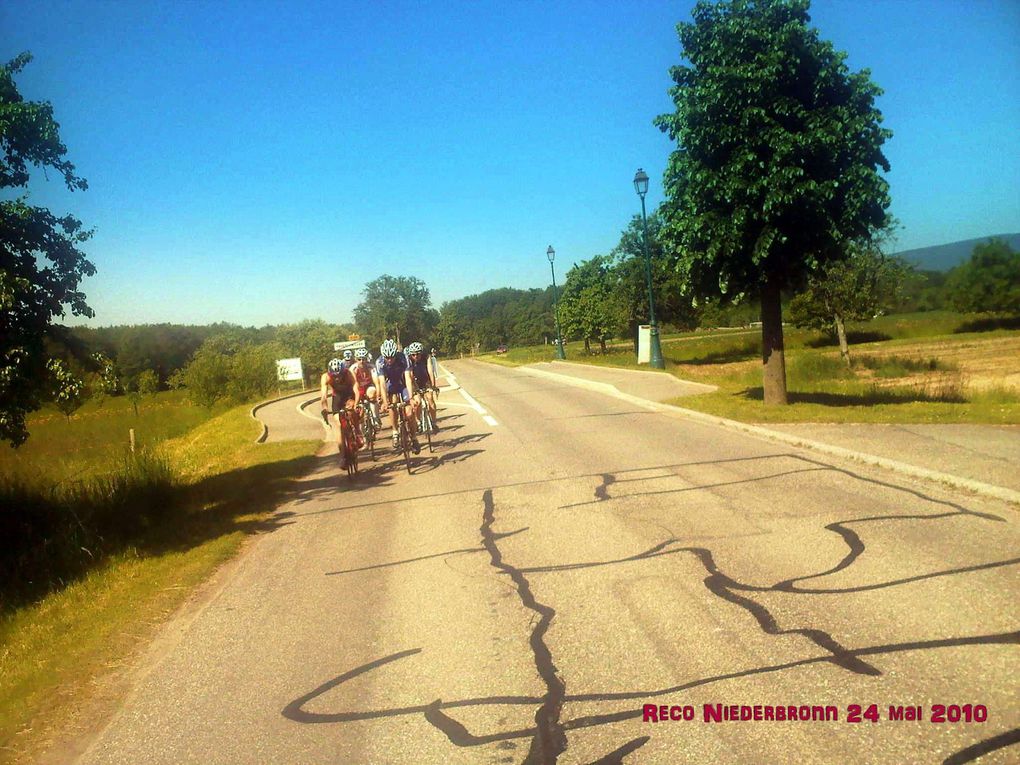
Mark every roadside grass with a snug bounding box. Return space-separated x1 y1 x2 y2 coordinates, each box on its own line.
0 390 219 485
0 401 319 764
476 311 1020 424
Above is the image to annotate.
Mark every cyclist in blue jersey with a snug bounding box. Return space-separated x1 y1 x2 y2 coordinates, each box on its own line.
405 341 438 431
376 339 420 454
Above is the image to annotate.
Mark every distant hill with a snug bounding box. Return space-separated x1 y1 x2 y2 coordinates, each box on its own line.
893 233 1020 272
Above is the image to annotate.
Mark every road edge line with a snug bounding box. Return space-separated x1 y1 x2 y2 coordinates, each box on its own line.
250 388 317 444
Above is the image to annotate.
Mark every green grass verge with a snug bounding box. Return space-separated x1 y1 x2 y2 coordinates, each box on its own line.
0 390 223 484
0 403 319 764
475 311 1020 425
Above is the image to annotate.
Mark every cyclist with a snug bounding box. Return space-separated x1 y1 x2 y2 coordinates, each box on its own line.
320 357 361 468
429 348 440 394
350 347 381 427
406 341 438 431
376 339 420 454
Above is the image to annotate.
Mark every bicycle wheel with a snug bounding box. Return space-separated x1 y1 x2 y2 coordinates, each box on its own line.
343 415 359 478
361 405 376 461
419 402 433 453
399 411 412 474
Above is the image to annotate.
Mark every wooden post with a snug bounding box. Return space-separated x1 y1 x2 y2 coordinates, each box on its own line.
129 428 135 454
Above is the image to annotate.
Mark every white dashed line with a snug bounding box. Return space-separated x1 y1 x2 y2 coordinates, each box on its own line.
457 382 498 427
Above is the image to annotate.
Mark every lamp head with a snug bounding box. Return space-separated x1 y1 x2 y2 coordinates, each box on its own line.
633 168 649 198
546 245 555 263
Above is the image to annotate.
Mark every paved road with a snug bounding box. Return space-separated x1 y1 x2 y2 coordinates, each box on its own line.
67 360 1019 765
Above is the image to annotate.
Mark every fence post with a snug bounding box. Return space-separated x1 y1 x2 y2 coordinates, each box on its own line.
129 428 135 454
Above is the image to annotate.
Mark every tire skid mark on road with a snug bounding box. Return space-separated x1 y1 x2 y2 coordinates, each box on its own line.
585 735 651 764
278 453 1019 760
942 726 1020 765
480 488 567 765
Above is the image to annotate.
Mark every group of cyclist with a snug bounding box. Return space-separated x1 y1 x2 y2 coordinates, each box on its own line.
319 340 439 469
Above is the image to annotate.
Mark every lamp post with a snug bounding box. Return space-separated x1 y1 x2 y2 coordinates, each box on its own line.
547 245 566 360
633 168 665 369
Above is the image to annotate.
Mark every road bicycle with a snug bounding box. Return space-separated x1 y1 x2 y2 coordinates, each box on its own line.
323 408 358 478
385 394 414 474
358 398 380 460
413 387 438 454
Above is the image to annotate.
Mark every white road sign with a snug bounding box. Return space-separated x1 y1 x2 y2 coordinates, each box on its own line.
276 358 304 382
333 340 367 352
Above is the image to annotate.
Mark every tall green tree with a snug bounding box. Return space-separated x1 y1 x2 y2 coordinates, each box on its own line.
787 244 909 364
1 53 95 444
559 256 624 353
945 239 1020 315
655 0 892 403
353 275 437 348
609 212 698 345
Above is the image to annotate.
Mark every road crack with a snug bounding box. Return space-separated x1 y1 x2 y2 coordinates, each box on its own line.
481 488 567 764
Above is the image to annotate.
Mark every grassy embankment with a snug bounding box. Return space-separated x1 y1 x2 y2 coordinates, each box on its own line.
482 311 1020 424
0 390 319 763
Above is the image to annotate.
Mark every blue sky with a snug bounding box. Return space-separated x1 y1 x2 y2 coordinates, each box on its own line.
2 0 1018 327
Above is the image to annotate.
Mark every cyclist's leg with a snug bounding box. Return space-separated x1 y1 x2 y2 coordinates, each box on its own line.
425 388 437 423
366 385 380 425
387 386 401 446
346 397 363 448
407 391 419 436
404 389 422 452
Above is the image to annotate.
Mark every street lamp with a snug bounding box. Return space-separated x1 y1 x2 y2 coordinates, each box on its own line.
633 168 665 369
547 245 566 360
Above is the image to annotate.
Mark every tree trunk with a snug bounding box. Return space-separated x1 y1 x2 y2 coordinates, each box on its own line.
760 276 788 405
834 313 851 367
583 337 591 354
599 337 607 353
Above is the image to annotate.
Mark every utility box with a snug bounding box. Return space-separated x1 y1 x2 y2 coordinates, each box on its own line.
637 325 651 364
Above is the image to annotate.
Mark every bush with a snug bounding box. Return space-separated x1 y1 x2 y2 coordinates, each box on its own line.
182 348 230 408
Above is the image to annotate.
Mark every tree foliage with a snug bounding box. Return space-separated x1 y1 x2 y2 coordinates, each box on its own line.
787 244 909 363
655 0 893 402
945 239 1020 315
609 212 699 340
353 275 438 348
226 343 285 402
46 358 86 422
437 287 554 353
181 348 230 409
1 53 95 444
559 256 623 353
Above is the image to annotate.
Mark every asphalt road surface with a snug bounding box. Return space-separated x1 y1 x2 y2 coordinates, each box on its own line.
69 359 1019 765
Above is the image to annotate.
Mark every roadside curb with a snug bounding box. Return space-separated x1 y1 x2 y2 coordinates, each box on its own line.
516 365 1020 506
250 389 317 444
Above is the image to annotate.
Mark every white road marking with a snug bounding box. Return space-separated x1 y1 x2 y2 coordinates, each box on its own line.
458 388 487 414
451 372 498 427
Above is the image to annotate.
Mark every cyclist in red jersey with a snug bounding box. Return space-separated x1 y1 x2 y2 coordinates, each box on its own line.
349 348 380 424
319 357 361 467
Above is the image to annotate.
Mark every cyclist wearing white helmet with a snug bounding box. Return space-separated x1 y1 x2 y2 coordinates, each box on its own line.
376 339 420 454
350 347 381 424
320 356 362 468
406 341 438 430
